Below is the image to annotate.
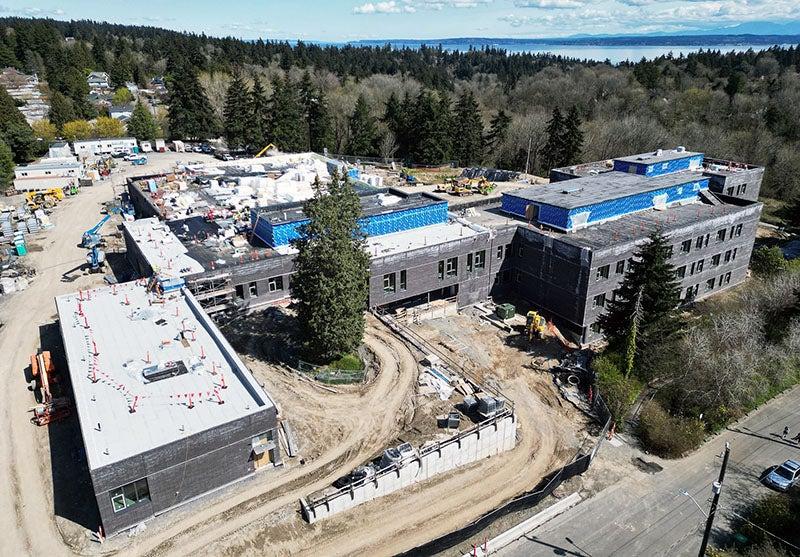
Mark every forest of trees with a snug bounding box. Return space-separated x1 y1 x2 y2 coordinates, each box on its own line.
1 17 800 208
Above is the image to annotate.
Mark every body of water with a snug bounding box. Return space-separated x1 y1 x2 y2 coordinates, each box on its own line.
344 40 795 64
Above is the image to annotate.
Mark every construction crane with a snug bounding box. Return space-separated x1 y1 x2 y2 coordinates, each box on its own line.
29 351 71 426
81 214 112 248
526 310 547 341
253 143 277 158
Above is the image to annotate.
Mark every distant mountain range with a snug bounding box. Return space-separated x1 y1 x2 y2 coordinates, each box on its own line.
348 21 800 48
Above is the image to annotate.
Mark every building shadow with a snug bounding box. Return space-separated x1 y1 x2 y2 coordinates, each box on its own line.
726 426 800 449
38 322 101 531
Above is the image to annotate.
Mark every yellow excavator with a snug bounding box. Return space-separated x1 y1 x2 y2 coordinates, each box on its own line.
526 310 547 341
254 143 277 158
25 188 64 210
476 177 496 195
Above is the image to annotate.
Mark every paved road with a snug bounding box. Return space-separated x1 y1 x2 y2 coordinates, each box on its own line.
499 386 800 557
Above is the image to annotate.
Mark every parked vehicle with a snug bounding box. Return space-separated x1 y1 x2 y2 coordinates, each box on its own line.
130 155 148 166
763 459 800 491
111 147 130 158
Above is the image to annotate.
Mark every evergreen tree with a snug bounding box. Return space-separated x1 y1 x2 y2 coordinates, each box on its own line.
127 101 159 141
307 86 333 153
541 107 565 170
246 76 269 150
291 170 370 363
0 87 36 162
222 71 250 150
166 60 219 140
598 232 683 369
0 139 14 192
563 105 584 166
269 75 307 152
48 91 75 130
453 89 484 166
346 94 377 156
486 108 511 157
724 72 745 104
411 89 451 164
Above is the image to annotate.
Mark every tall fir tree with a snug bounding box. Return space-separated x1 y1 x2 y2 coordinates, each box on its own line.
411 89 452 164
222 71 250 150
291 170 370 363
453 89 484 166
0 139 14 192
269 75 307 152
541 106 565 170
0 87 36 162
307 86 333 153
598 232 683 370
127 100 159 141
563 105 584 166
48 91 76 130
166 59 219 140
346 94 377 156
246 76 269 149
486 108 511 157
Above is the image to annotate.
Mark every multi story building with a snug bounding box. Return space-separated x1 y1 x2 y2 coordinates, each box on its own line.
124 148 763 345
55 282 280 535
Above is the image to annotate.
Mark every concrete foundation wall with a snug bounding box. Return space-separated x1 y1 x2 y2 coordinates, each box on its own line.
301 412 517 524
90 408 278 534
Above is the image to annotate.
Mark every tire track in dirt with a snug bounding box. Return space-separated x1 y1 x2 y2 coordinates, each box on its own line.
128 321 418 557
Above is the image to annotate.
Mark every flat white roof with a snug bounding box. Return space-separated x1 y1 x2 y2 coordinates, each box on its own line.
56 283 275 470
366 218 487 258
123 217 205 279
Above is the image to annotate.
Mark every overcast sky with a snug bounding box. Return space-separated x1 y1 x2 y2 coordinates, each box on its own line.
3 0 799 41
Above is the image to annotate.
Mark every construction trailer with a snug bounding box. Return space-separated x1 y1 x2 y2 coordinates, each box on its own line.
55 282 280 535
14 157 83 192
73 138 138 157
123 147 763 346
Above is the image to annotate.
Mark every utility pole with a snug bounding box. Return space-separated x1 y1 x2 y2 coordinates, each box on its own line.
524 135 532 175
698 442 730 557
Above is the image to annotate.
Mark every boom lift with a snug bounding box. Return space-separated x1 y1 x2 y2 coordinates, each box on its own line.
254 143 277 158
82 215 111 272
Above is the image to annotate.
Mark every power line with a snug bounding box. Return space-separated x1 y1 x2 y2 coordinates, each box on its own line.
722 507 800 552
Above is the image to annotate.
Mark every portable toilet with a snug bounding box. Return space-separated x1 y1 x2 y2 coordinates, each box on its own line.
155 139 166 152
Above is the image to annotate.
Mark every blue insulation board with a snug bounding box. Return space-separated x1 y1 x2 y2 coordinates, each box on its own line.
612 154 703 177
502 178 709 231
252 201 449 247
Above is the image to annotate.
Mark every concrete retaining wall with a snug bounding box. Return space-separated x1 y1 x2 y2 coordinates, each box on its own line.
300 412 517 523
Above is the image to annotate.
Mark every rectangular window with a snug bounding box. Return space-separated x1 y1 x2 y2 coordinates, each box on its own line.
736 184 741 195
695 236 704 249
515 271 522 283
729 226 735 239
248 282 257 297
725 271 732 284
726 186 734 195
711 254 721 267
496 245 503 259
596 265 610 280
517 245 524 258
110 478 150 513
676 265 686 279
504 244 511 257
696 259 704 273
466 253 473 273
438 260 445 280
592 293 606 308
732 248 738 260
445 257 458 277
475 250 486 269
681 240 692 253
267 276 283 292
235 284 244 299
724 250 732 263
716 229 726 242
741 184 747 195
690 262 696 275
615 260 625 275
400 270 407 291
383 273 396 293
706 278 715 291
685 286 694 300
735 224 742 237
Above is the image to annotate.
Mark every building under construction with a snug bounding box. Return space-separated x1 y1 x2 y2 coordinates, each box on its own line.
125 147 763 344
55 281 279 535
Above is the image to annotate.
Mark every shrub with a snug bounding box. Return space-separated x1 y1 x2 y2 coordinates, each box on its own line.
328 353 363 371
593 352 642 424
637 400 706 458
750 246 788 277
